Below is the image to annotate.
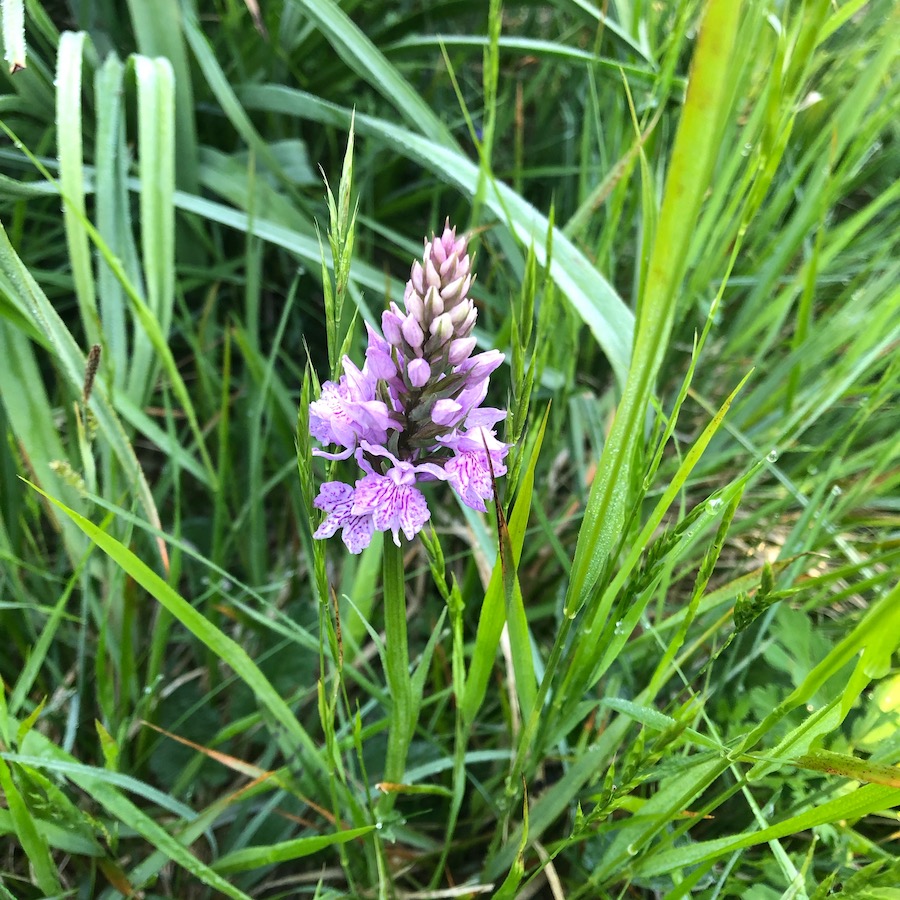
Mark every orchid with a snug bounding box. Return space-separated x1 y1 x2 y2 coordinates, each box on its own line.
311 220 509 552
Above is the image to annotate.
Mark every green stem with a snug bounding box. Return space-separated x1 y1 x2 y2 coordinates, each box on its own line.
377 538 412 816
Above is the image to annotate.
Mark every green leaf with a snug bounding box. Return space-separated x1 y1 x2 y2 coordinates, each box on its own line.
0 216 167 565
212 825 374 875
2 0 25 72
56 31 99 345
126 55 176 403
378 538 414 814
286 0 456 147
4 749 250 899
124 0 199 190
463 406 549 726
635 783 900 878
794 750 900 788
0 757 62 897
23 481 330 783
563 0 744 623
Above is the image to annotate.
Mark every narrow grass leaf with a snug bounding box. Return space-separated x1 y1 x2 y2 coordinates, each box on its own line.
0 758 62 897
289 0 455 147
564 0 744 620
0 211 167 565
8 750 252 899
794 750 900 789
124 0 199 189
2 0 25 72
26 482 331 780
93 53 133 389
463 406 549 726
389 35 668 87
635 783 900 878
56 30 98 345
0 322 86 561
127 55 176 403
0 752 198 822
212 826 375 875
565 372 753 696
493 787 528 900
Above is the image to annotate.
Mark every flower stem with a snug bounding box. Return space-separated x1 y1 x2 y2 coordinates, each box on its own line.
377 538 413 816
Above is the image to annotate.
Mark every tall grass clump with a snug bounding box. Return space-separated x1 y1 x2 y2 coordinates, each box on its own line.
0 0 898 897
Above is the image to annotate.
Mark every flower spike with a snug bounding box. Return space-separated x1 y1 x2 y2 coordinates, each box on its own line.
310 220 510 552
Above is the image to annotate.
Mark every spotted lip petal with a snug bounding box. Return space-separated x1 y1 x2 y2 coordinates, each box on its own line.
440 426 510 513
313 481 376 554
351 473 430 546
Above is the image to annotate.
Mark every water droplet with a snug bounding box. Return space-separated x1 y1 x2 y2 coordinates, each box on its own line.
830 484 842 497
766 448 779 463
566 610 577 620
708 497 722 511
614 620 624 635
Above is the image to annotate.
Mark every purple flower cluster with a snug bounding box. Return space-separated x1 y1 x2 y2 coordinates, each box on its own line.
311 221 509 553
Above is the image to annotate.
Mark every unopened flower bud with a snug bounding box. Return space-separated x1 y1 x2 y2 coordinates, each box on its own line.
430 234 448 265
424 285 444 321
429 312 453 341
448 337 476 366
424 256 441 290
440 273 471 308
405 282 425 321
465 350 504 382
401 314 425 350
449 298 473 328
439 252 458 279
382 306 404 345
411 261 425 296
432 398 462 425
407 357 430 387
455 305 477 338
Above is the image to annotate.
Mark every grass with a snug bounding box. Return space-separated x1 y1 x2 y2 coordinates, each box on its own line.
1 0 899 897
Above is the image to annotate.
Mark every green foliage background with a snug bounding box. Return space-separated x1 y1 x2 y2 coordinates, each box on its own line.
0 0 898 897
